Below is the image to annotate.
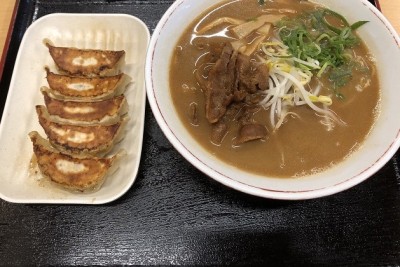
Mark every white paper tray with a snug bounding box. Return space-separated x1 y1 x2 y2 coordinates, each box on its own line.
0 13 150 204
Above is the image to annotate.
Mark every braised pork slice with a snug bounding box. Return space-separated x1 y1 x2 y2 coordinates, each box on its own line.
236 53 269 93
204 43 269 124
210 103 245 145
235 123 267 145
234 105 267 145
210 122 228 145
205 44 237 123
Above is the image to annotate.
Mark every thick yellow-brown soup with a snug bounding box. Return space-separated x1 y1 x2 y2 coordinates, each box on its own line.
169 0 380 177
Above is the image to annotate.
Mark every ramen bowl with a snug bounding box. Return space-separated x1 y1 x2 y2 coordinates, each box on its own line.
145 0 400 200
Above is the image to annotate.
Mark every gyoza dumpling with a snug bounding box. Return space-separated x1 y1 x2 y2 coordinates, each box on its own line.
45 42 125 76
44 68 129 101
29 131 124 192
42 91 128 125
36 106 128 157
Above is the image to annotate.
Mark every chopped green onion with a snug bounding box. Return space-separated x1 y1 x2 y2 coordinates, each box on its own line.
317 61 331 77
351 20 369 30
276 8 369 97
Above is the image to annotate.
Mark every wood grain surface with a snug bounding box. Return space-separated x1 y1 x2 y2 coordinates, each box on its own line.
380 0 400 33
0 0 17 63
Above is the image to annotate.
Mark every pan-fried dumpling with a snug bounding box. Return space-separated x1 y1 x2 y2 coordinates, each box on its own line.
29 131 124 192
42 91 128 125
44 68 129 101
45 42 125 76
36 106 128 157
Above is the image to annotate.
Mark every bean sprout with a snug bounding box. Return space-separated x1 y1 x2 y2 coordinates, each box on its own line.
258 41 345 130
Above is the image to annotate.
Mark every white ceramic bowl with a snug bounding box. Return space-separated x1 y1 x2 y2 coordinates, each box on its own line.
145 0 400 200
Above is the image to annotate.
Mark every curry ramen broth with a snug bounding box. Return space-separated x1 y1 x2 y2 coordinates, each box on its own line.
169 0 380 177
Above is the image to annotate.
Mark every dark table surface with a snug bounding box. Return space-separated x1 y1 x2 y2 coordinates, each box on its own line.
1 0 400 265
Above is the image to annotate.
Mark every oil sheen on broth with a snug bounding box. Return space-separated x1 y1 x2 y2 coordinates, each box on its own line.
169 0 380 177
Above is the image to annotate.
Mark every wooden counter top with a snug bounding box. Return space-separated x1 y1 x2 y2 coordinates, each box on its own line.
0 0 17 64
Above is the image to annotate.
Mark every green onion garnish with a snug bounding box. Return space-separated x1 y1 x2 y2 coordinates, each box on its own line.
276 8 369 98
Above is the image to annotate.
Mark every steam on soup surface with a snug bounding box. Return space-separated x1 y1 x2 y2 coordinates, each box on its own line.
169 0 380 177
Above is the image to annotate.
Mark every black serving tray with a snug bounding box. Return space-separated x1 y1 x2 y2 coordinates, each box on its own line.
1 0 400 266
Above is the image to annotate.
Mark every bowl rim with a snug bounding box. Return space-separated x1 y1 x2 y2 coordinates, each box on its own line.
145 0 400 200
